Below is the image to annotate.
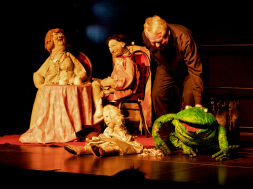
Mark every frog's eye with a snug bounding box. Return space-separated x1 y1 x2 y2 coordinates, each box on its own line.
203 108 208 113
185 105 191 109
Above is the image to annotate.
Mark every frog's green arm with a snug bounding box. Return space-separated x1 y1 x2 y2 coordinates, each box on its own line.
152 114 176 155
170 131 197 157
212 124 229 161
218 124 229 151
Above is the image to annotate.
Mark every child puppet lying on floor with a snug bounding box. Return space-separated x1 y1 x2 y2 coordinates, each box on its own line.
64 105 144 157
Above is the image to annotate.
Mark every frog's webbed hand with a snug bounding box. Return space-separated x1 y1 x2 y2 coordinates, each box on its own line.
170 132 197 157
183 147 197 157
213 144 240 161
152 114 176 155
212 150 229 161
212 125 229 161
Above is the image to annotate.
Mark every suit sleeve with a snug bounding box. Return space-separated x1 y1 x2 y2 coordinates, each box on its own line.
182 34 204 104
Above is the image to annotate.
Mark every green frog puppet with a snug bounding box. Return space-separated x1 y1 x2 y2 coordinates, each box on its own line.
152 106 232 161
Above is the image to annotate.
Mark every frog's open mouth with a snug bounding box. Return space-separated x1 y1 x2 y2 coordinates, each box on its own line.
180 121 203 132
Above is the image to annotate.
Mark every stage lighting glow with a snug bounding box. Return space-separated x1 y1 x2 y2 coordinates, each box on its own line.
91 2 114 21
85 24 108 44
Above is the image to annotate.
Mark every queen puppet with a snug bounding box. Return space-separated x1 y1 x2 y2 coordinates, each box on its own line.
19 28 87 143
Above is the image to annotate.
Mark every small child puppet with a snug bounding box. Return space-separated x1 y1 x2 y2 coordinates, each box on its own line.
64 104 144 157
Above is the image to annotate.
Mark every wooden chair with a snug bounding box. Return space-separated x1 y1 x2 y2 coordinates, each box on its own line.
103 50 151 137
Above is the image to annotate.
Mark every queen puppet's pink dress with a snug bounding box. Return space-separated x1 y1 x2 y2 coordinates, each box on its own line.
19 52 88 143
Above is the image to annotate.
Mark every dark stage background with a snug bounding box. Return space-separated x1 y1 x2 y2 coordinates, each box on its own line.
3 0 253 134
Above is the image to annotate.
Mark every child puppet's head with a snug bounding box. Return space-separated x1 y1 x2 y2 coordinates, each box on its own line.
103 104 126 130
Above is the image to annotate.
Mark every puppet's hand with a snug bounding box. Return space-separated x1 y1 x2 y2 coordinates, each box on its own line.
182 146 197 157
153 136 171 155
212 150 229 161
69 78 74 84
101 77 115 87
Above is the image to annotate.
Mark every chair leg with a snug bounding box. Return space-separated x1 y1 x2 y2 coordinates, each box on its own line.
119 101 149 138
118 101 123 110
136 102 149 138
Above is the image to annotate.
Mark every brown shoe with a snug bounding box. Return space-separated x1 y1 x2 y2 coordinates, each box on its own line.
91 145 119 158
91 145 103 157
64 145 92 156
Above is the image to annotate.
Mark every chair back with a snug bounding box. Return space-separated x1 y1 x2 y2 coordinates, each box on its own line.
132 50 151 100
71 51 92 82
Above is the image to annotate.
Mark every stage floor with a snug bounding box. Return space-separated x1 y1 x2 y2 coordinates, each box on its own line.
1 133 253 188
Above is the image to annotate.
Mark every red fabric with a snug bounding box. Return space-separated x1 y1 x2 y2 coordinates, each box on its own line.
135 64 146 99
104 94 139 101
133 53 149 100
104 94 114 100
19 84 92 144
0 134 155 148
0 135 86 146
76 53 91 80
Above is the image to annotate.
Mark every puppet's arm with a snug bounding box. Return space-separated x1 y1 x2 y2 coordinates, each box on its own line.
152 114 176 155
33 58 50 90
212 124 229 161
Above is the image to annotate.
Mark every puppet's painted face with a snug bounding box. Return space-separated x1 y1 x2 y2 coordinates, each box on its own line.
52 32 66 47
108 39 125 57
103 108 117 129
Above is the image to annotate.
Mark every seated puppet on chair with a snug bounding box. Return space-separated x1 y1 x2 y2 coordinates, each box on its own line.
29 28 87 128
92 34 140 124
20 28 88 143
64 104 144 157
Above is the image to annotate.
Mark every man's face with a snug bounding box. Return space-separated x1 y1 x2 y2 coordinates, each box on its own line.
108 39 125 57
146 30 170 50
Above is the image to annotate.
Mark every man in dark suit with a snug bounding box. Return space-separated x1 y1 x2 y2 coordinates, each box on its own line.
142 15 204 141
